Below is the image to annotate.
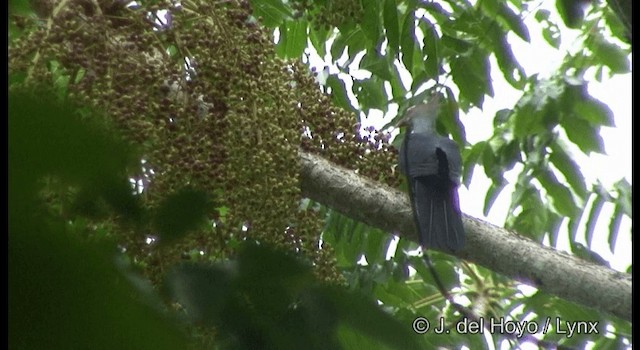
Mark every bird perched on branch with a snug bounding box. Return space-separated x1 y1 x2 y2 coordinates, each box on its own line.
397 94 465 252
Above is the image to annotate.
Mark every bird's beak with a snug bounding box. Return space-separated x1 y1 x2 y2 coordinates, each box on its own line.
394 110 413 128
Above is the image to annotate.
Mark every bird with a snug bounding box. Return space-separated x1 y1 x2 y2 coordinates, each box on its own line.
396 94 465 253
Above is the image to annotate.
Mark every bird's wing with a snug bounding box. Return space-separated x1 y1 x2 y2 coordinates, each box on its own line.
434 137 462 184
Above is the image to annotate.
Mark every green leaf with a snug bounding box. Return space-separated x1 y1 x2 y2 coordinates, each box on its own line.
360 50 393 81
411 256 460 292
603 6 629 43
277 20 308 59
389 63 408 99
492 34 526 89
440 34 473 54
450 49 493 107
364 229 391 265
9 89 141 221
326 75 355 111
249 0 292 27
573 97 615 127
556 0 585 29
493 108 511 127
400 10 417 73
613 179 632 217
548 142 588 200
497 139 520 171
546 212 564 247
537 169 578 218
421 19 440 79
608 206 623 253
9 0 31 15
534 9 549 21
309 25 330 56
584 193 605 248
462 141 485 188
331 28 367 61
513 195 548 240
11 222 188 349
588 35 630 74
483 181 505 216
542 24 561 48
442 87 466 145
330 31 348 59
497 3 530 42
353 77 389 113
481 141 502 182
361 0 382 46
572 243 610 267
562 118 605 154
383 0 400 55
153 188 213 246
346 28 367 58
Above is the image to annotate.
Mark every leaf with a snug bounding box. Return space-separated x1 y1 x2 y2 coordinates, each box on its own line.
421 19 440 79
584 193 605 248
546 212 564 248
9 88 141 221
537 169 578 218
328 287 423 349
383 0 400 55
411 256 459 292
497 3 530 42
603 6 629 44
450 49 493 107
361 0 382 46
548 142 588 200
481 141 502 182
556 0 586 29
442 87 466 145
542 24 561 48
608 206 623 253
360 50 393 81
249 0 292 27
389 63 408 100
10 220 188 349
353 77 389 113
309 24 330 56
346 28 367 57
330 31 348 59
326 75 355 111
493 34 526 89
613 179 632 217
400 10 417 74
440 34 473 54
573 98 615 127
462 141 485 188
153 188 213 245
562 118 605 154
364 228 391 265
483 181 505 216
588 35 630 73
277 20 308 59
493 108 511 127
572 243 610 268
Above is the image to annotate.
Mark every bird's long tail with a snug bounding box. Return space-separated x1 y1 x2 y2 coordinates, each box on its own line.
411 176 465 252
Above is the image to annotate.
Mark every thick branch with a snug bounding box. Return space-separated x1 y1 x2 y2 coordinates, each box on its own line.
299 151 632 322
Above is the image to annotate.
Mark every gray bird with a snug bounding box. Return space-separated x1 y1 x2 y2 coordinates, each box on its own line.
397 95 465 252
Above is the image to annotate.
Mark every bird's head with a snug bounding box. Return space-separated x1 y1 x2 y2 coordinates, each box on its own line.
395 93 440 128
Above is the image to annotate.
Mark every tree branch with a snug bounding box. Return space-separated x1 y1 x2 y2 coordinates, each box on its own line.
299 151 631 322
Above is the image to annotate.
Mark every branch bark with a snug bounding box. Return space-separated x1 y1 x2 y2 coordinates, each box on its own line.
299 151 632 322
